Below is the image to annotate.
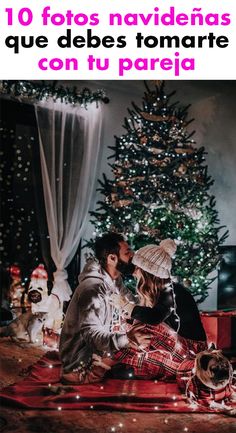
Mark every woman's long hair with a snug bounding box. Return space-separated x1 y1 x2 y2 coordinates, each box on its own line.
136 269 170 307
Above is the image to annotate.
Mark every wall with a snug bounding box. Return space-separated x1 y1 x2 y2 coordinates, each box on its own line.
76 80 236 311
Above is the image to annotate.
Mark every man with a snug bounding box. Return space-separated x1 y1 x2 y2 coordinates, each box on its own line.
59 232 151 384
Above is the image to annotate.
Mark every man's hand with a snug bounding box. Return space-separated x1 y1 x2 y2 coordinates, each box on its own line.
109 293 135 316
127 323 152 350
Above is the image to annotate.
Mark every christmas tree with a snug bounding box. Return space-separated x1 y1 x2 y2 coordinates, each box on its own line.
0 100 43 278
88 82 228 302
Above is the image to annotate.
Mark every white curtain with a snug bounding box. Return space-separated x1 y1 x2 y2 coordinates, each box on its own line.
34 100 103 302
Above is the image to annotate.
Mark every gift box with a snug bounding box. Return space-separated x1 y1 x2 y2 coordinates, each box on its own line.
200 311 236 350
43 327 60 349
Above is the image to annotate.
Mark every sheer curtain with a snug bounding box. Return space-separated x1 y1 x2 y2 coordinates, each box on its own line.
34 100 103 303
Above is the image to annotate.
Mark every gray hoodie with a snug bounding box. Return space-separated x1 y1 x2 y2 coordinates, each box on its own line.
59 260 135 373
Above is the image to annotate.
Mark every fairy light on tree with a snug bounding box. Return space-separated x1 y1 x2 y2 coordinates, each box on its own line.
88 82 228 302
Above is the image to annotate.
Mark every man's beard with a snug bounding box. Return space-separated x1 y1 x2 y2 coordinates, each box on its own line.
116 258 135 276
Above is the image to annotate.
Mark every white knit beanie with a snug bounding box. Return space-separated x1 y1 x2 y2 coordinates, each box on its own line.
132 239 177 278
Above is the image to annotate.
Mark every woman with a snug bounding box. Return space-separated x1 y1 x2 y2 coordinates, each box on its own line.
113 239 206 343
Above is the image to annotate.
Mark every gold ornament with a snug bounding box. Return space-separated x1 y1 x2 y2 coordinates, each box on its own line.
152 134 161 141
177 164 188 175
183 278 192 288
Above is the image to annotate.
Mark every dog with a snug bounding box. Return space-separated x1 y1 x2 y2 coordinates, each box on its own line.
28 285 63 332
0 310 47 343
195 348 232 391
178 346 236 415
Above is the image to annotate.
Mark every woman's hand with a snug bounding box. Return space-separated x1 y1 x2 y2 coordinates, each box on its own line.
127 323 152 350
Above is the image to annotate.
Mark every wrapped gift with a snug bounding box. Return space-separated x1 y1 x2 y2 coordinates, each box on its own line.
200 311 236 350
43 327 60 349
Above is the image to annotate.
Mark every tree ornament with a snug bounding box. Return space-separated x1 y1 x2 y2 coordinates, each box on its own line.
183 278 192 288
152 133 161 141
177 164 188 175
169 126 181 140
176 221 184 230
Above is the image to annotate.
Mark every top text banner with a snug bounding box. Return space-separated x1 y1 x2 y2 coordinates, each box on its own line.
0 0 236 79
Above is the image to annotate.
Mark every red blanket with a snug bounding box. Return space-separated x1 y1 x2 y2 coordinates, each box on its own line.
0 351 234 413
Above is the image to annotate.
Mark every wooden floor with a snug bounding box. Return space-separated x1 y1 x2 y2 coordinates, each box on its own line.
0 339 236 433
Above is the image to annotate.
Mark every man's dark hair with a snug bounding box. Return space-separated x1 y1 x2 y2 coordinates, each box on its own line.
94 232 125 268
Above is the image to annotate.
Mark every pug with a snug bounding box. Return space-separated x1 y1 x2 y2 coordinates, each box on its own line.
191 347 236 415
0 310 47 343
195 348 232 391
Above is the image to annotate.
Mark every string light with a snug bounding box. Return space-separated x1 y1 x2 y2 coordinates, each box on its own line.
0 80 109 107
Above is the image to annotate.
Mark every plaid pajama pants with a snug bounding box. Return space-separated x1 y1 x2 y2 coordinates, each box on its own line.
113 322 207 380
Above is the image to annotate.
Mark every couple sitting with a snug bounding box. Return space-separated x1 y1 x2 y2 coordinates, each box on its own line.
59 232 207 385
